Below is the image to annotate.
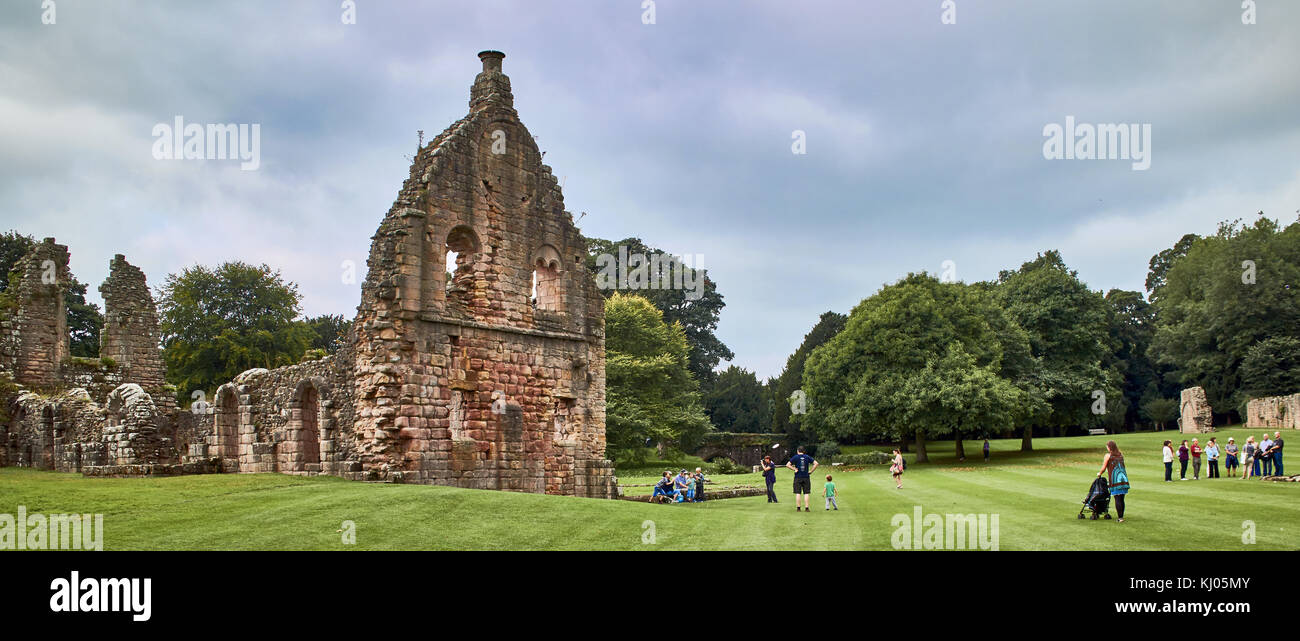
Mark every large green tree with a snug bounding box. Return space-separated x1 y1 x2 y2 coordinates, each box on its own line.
603 292 712 463
803 273 1035 462
1240 336 1300 398
159 262 316 400
1102 289 1165 430
585 236 733 386
771 311 846 445
996 250 1112 449
305 314 353 354
0 230 103 357
703 365 772 433
1149 216 1300 416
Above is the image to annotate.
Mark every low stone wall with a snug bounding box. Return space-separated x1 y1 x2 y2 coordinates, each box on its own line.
82 458 224 477
1245 393 1300 430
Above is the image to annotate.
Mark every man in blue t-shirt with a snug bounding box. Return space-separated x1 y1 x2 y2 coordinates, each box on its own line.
785 446 819 512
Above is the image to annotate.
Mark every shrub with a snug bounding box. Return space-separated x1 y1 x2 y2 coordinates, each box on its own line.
832 451 893 465
815 441 841 459
707 458 745 475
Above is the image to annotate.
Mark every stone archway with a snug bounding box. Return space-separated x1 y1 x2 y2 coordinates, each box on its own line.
286 378 328 473
214 384 240 462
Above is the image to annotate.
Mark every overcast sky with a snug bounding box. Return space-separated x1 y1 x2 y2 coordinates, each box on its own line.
2 0 1298 378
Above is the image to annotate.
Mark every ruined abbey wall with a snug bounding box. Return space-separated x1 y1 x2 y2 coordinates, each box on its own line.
1246 393 1300 430
2 52 618 499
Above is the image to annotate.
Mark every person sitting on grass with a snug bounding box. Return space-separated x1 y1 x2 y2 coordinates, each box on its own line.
652 471 675 503
823 474 838 511
674 469 690 502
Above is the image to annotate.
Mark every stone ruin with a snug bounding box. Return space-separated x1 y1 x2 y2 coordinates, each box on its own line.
1245 392 1300 430
1 52 618 498
1 240 184 472
1178 386 1214 433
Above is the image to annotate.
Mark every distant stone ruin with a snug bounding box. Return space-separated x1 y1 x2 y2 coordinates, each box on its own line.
1178 386 1215 433
1245 393 1299 430
1 52 618 498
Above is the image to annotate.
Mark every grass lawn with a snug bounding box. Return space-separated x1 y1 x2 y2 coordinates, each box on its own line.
0 427 1294 550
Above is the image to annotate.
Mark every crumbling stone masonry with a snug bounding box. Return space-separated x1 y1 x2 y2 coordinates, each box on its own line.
1246 393 1300 430
99 254 172 411
2 52 619 499
1179 386 1214 433
2 248 184 472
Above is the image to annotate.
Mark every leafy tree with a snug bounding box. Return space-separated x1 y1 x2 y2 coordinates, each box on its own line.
305 314 353 354
996 250 1112 450
65 280 104 358
158 262 315 400
1149 216 1300 417
901 344 1026 460
585 236 733 386
1145 233 1199 302
1240 336 1300 398
1102 289 1164 430
1140 397 1179 431
603 293 712 464
703 365 772 433
0 230 103 356
772 311 846 444
803 273 1034 462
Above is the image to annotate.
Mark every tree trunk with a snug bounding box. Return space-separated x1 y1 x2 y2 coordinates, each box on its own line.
1021 425 1033 452
954 434 965 461
914 429 929 463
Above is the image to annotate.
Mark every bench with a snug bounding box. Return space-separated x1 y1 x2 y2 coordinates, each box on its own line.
1087 428 1107 436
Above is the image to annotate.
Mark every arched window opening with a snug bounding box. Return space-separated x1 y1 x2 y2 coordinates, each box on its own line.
531 245 563 312
445 226 481 299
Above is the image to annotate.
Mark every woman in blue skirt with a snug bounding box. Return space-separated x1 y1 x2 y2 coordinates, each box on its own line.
1097 440 1130 522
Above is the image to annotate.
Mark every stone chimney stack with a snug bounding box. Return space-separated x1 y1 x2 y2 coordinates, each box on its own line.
470 50 512 110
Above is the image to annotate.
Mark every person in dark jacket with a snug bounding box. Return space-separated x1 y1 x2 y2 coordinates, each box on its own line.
693 467 707 502
761 455 778 503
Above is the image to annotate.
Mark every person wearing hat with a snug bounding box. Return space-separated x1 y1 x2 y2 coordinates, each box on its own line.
1224 437 1239 477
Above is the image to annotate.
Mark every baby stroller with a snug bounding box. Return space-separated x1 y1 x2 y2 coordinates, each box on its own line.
1077 475 1112 520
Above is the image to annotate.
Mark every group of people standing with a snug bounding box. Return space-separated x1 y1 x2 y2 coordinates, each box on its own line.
1161 432 1285 481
